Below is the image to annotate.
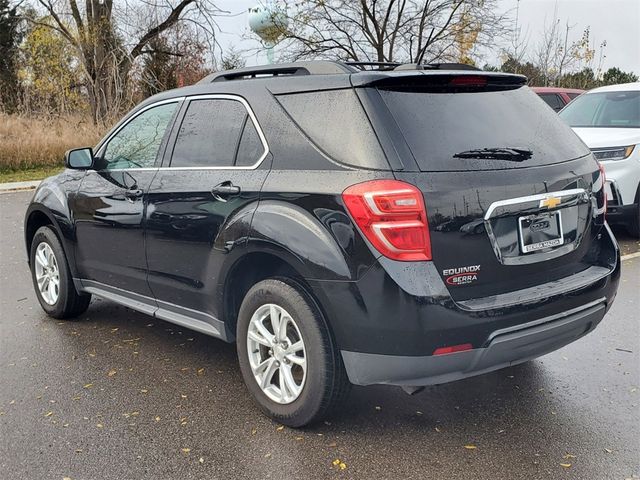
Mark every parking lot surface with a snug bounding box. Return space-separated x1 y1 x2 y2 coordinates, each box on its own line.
1 190 638 480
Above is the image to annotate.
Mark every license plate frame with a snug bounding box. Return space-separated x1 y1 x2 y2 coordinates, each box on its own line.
518 211 564 254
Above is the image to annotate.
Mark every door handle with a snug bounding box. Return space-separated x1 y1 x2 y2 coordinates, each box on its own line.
211 182 241 202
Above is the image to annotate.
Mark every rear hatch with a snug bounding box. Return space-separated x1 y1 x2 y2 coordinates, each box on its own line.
364 73 607 302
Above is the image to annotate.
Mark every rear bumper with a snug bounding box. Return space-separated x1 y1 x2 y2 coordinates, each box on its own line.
308 224 620 387
341 300 605 386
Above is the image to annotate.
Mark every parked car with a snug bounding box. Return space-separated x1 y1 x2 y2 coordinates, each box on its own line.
560 82 640 237
25 62 620 427
532 86 585 112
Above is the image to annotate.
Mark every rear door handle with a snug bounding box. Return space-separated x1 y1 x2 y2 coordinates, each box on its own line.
211 182 241 202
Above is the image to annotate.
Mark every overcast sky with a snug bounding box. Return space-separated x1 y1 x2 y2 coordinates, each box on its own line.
214 0 639 74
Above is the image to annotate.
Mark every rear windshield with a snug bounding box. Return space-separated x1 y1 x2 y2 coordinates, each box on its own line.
379 86 589 171
559 90 640 128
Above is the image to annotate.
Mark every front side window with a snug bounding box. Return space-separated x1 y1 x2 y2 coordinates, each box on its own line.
100 102 178 170
171 98 265 168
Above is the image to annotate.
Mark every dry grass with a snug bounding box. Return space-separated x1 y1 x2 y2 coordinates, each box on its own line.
0 114 105 172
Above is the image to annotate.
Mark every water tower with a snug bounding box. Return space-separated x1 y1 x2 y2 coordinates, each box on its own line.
248 2 288 64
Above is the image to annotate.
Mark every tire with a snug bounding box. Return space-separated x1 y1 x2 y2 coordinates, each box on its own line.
236 277 350 427
628 206 640 238
29 226 91 319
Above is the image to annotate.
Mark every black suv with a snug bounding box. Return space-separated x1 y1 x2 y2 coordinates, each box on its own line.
25 61 620 427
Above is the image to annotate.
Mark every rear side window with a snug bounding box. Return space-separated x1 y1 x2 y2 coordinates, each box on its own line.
276 89 388 170
379 86 589 172
171 98 266 168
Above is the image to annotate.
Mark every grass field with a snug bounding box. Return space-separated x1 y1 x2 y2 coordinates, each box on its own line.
0 114 105 182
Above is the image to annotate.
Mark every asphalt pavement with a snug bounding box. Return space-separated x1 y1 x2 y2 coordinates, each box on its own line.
1 190 639 480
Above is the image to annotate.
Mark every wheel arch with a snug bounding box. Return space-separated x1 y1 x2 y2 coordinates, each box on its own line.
221 249 337 345
24 205 77 276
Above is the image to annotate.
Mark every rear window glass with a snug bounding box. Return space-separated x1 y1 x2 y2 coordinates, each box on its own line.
379 86 589 171
277 89 388 170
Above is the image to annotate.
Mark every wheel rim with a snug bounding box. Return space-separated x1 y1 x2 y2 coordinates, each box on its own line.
247 303 307 404
34 242 60 305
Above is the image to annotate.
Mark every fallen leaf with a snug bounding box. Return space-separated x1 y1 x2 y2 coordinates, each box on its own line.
328 442 337 447
181 448 191 454
107 369 117 377
604 448 613 453
563 454 576 459
339 463 346 470
155 416 161 422
435 427 441 433
110 328 118 332
332 459 341 466
83 383 93 389
251 428 257 435
199 457 204 464
295 436 303 441
197 368 205 375
96 423 103 428
276 425 285 431
560 463 572 468
416 411 423 415
264 453 271 458
44 411 53 417
464 445 477 450
140 389 148 394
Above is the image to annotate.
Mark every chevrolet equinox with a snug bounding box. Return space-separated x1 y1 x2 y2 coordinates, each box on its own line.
25 61 621 427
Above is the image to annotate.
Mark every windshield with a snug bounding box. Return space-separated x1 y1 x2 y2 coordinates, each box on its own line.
378 86 589 171
560 90 640 128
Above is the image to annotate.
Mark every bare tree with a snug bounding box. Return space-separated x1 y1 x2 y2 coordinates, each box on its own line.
29 0 222 123
276 0 511 64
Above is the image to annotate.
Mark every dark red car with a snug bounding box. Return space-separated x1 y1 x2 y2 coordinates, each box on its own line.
532 87 585 112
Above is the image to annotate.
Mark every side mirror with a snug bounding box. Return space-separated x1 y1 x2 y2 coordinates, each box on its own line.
65 147 94 170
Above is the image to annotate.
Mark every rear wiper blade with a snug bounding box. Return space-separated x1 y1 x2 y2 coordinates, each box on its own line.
453 147 533 161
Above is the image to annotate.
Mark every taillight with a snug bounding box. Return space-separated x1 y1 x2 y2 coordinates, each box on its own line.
598 162 607 218
342 180 431 261
450 76 487 86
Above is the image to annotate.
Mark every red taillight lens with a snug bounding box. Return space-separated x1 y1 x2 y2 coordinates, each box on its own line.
433 343 473 356
598 162 607 219
342 180 431 261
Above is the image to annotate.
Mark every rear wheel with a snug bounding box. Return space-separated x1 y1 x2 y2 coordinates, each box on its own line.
236 278 350 427
30 226 91 319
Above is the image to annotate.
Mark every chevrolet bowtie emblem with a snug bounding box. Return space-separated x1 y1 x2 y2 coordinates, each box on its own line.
539 196 561 209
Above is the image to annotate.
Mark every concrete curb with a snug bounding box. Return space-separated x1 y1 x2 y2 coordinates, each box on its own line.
0 180 41 193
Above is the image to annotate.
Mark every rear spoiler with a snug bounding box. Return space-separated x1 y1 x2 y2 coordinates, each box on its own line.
350 71 527 90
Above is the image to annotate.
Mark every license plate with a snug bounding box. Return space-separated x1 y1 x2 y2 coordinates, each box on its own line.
518 211 564 253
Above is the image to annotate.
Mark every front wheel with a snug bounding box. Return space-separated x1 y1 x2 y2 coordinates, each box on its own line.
236 278 350 427
29 226 91 319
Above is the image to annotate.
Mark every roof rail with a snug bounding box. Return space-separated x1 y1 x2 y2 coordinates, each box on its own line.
196 60 483 84
345 61 401 71
395 62 481 71
198 61 355 83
